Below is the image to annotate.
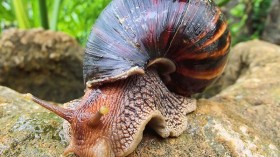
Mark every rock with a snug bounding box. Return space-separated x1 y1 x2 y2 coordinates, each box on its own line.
0 28 84 103
0 86 65 156
0 40 279 156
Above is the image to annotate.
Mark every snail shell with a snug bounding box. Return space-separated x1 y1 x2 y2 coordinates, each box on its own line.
84 0 230 96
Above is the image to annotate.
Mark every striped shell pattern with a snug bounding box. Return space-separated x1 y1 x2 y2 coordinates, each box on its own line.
83 0 230 96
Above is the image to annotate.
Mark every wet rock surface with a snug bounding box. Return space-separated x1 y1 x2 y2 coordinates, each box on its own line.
0 86 65 156
0 40 280 157
0 29 84 103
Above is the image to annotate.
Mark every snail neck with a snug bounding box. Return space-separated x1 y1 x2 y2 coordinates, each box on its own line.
81 68 164 126
63 68 196 157
67 69 164 156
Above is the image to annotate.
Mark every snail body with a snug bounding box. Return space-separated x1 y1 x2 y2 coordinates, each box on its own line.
30 0 230 156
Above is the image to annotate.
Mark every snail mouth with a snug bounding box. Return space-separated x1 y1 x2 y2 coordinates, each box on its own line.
64 138 114 157
90 138 114 157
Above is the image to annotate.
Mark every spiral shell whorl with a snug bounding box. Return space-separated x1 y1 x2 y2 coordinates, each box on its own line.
84 0 230 95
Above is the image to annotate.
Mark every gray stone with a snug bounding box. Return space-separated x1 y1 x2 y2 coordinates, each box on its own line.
0 28 84 103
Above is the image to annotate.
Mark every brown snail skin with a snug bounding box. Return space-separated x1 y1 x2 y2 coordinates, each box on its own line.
27 0 230 156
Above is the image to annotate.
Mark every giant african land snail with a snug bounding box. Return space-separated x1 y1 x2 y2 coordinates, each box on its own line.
26 0 230 156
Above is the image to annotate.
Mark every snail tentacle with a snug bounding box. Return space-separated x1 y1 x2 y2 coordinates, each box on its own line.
87 106 109 127
25 93 73 122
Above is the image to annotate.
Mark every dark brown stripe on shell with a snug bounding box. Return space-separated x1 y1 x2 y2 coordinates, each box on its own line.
176 52 228 80
176 30 230 60
166 9 226 60
198 20 228 51
167 73 217 96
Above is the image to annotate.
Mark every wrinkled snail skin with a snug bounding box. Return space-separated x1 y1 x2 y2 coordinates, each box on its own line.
30 0 230 157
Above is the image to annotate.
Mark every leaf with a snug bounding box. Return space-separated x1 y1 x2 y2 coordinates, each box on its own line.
12 0 31 28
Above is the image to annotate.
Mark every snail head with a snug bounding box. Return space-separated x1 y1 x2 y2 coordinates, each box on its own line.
24 90 115 157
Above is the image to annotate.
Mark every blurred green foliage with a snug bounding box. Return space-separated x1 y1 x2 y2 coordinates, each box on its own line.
0 0 110 45
0 0 272 45
216 0 272 44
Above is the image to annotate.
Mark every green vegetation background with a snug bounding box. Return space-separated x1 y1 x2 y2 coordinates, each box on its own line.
0 0 272 45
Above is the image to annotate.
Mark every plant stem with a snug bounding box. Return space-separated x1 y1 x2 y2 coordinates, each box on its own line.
50 0 62 30
12 0 30 28
31 1 40 27
39 0 49 29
